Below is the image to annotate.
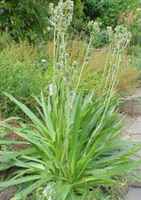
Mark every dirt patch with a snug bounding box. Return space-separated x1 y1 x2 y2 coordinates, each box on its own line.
0 187 16 200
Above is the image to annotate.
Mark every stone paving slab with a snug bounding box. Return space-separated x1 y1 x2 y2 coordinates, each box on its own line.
126 187 141 200
122 91 141 199
123 116 141 138
120 88 141 116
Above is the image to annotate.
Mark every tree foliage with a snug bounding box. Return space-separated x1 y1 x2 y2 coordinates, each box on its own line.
0 0 140 40
0 0 48 41
84 0 139 26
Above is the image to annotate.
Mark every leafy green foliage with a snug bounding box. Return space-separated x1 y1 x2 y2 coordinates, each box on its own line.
0 0 48 41
72 0 85 31
0 41 52 116
84 0 139 27
0 32 13 50
130 9 141 46
0 81 140 199
0 0 139 40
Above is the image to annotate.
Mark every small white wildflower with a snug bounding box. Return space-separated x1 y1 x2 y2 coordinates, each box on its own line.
48 83 56 96
47 26 51 31
137 8 141 11
41 59 47 63
72 60 78 66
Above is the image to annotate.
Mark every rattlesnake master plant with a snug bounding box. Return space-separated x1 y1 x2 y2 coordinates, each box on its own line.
0 81 140 200
0 0 140 200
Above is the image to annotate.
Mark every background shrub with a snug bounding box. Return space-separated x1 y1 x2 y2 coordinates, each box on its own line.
129 8 141 46
0 0 139 41
0 32 13 50
84 0 139 27
0 42 52 116
0 0 48 41
72 0 85 31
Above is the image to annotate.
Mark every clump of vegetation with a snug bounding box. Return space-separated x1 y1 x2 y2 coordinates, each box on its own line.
0 32 13 50
0 41 52 116
0 0 140 41
0 81 139 200
129 8 141 46
0 0 49 41
84 0 138 27
0 1 140 200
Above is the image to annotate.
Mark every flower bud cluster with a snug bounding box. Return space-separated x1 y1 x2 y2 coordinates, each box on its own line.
49 0 73 33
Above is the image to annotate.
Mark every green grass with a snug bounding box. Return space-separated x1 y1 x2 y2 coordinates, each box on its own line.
0 41 53 116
